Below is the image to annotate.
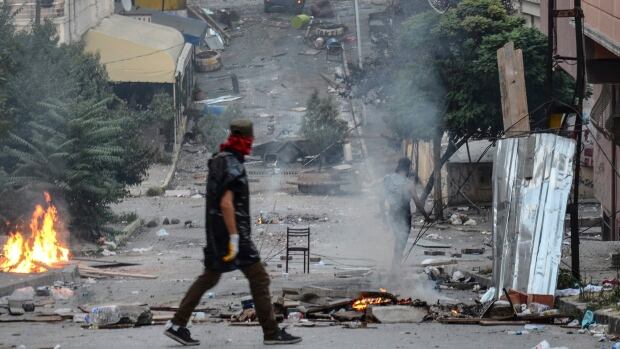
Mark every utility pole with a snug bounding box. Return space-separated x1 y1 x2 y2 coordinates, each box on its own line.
35 0 41 26
545 0 554 106
353 0 363 70
546 0 586 280
570 0 586 281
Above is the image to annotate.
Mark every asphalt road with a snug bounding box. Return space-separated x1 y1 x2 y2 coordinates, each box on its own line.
0 321 601 349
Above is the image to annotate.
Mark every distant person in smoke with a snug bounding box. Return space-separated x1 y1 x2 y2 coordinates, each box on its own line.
382 157 414 272
164 120 301 346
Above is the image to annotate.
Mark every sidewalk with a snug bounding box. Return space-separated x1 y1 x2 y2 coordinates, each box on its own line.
128 164 171 197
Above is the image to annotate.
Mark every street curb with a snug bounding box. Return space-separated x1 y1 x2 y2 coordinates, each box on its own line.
0 264 79 297
557 297 620 335
458 269 620 335
161 115 188 191
115 218 143 247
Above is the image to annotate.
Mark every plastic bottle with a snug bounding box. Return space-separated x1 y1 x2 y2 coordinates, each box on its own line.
90 305 121 326
287 312 303 323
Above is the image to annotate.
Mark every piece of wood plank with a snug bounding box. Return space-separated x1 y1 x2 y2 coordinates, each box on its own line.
78 265 157 279
479 320 529 326
439 317 481 325
497 41 530 137
306 299 353 314
0 315 63 323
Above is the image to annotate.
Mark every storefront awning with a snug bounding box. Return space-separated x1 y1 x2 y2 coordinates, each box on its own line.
84 15 186 83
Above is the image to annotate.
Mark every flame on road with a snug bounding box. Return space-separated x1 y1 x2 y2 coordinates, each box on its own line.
352 297 393 311
0 193 70 273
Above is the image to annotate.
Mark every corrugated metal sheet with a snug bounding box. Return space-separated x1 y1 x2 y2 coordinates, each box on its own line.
492 134 575 296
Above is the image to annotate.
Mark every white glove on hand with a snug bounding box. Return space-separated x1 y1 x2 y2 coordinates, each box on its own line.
222 234 239 262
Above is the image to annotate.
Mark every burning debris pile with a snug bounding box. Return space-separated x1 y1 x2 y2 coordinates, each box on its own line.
269 286 428 326
0 193 70 273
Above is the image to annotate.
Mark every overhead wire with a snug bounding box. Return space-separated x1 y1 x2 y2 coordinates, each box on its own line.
100 43 186 65
400 98 574 264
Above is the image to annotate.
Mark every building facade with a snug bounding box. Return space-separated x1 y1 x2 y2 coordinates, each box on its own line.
513 0 542 28
2 0 113 43
539 0 620 239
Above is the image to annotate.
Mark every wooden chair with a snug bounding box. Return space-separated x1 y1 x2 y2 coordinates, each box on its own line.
286 227 310 273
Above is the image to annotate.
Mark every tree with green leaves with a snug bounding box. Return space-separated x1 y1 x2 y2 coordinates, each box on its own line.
301 90 348 167
0 3 156 238
385 0 574 206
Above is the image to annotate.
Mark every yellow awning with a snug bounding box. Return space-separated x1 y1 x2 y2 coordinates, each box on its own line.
84 15 185 83
135 0 186 10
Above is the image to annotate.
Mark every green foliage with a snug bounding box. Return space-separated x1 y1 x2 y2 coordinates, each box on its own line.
387 0 574 142
3 98 152 235
0 6 155 238
301 90 348 156
146 187 164 197
135 92 175 123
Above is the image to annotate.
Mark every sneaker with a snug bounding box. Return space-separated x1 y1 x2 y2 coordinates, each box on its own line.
164 326 200 346
264 328 302 345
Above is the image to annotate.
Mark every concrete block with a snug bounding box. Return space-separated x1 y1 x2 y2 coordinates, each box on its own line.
367 305 427 324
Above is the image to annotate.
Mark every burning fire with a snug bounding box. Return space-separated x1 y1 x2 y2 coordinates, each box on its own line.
352 296 393 311
0 193 70 273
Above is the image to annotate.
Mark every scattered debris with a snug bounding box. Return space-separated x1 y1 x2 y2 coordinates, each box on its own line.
156 229 169 237
195 95 242 105
164 190 192 198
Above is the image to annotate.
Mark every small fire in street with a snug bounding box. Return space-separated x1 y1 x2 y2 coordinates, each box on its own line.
0 192 70 273
352 296 394 311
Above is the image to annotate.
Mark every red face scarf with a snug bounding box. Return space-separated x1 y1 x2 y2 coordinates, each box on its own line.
220 135 254 156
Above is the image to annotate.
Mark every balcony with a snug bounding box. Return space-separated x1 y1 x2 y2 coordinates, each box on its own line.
4 1 66 24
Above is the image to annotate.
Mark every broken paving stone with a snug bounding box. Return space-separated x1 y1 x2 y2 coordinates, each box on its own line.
451 271 465 282
10 287 34 301
420 258 457 267
164 189 192 197
461 248 485 255
424 250 446 256
51 287 74 300
368 305 427 324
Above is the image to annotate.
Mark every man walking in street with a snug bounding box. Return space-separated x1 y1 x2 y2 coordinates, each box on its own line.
164 120 302 346
382 157 414 272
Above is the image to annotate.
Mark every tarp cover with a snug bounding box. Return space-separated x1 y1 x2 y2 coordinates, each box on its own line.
84 15 185 83
492 134 575 296
152 12 208 45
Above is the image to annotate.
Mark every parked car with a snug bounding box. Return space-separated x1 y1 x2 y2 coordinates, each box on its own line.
264 0 305 14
